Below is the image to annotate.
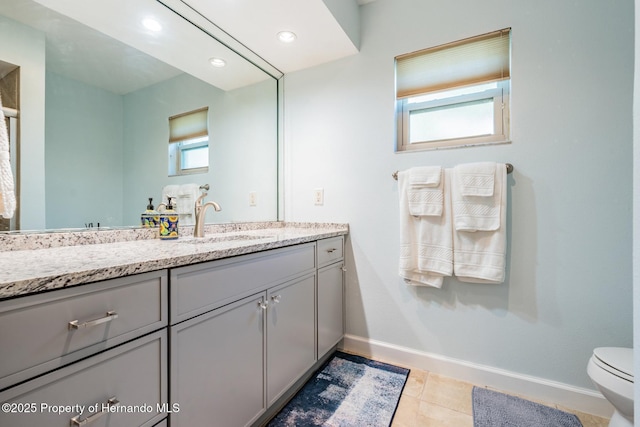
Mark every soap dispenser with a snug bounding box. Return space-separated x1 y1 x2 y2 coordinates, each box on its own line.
141 198 159 228
159 196 179 240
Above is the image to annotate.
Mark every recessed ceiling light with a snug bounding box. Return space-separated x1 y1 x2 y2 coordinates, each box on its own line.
142 18 162 32
209 57 226 68
277 31 297 43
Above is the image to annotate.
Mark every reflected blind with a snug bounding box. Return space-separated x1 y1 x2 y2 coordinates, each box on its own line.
396 28 511 99
169 107 208 143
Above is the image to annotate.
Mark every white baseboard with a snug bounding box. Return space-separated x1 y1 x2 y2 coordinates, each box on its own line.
340 334 614 418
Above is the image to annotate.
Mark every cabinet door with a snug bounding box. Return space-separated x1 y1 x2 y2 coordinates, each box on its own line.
318 262 345 358
170 294 266 427
267 274 316 406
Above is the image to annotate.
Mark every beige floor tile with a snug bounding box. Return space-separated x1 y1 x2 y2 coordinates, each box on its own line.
392 395 421 427
574 412 610 427
421 373 474 415
416 401 473 427
403 370 428 398
355 354 611 427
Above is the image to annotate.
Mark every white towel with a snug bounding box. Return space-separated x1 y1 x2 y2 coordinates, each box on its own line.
452 162 501 232
398 168 453 288
453 163 507 283
0 97 16 220
177 183 200 225
161 185 180 209
407 166 443 217
456 161 495 196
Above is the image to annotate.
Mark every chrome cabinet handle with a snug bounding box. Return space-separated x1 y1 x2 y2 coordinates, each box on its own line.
258 300 269 310
70 397 119 426
68 311 118 330
326 248 337 253
271 295 281 304
341 266 347 272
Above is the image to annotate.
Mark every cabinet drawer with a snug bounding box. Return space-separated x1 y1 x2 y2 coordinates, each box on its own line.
170 243 315 324
317 236 344 268
0 271 168 390
0 330 167 427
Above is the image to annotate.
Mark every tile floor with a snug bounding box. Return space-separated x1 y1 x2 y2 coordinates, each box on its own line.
390 368 611 427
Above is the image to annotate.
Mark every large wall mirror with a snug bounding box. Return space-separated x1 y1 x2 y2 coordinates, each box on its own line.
0 0 281 232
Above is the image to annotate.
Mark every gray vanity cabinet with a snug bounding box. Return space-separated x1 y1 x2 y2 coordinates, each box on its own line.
169 243 317 427
266 273 316 407
0 271 169 427
317 236 345 359
0 270 168 390
170 293 266 427
0 329 167 427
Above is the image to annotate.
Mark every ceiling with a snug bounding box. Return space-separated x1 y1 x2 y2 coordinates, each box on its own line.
176 0 361 75
1 0 367 93
0 0 183 94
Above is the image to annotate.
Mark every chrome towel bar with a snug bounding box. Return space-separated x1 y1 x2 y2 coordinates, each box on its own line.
392 163 513 180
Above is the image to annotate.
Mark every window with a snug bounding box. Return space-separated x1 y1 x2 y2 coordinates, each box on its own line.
395 28 511 151
168 107 209 176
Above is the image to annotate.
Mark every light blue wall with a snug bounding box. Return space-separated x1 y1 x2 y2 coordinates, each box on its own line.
42 71 276 228
45 72 124 228
284 0 633 389
122 73 277 226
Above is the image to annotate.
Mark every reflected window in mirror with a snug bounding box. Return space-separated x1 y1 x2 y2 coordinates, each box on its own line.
168 107 209 176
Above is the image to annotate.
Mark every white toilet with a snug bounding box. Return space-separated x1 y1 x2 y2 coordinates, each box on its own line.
587 347 634 427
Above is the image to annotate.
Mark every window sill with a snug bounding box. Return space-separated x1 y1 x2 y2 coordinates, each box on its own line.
396 138 512 153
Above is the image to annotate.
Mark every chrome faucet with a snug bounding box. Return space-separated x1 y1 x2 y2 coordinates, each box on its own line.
193 192 221 237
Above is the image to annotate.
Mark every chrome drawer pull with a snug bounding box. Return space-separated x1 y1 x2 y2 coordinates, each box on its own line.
68 311 118 330
326 248 337 253
70 397 119 426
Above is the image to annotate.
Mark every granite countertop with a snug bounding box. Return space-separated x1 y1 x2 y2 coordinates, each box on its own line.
0 222 348 300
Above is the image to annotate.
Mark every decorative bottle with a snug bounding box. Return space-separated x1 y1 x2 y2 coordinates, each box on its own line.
141 198 159 228
159 197 179 240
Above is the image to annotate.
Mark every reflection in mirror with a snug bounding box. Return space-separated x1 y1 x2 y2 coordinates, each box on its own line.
0 0 279 232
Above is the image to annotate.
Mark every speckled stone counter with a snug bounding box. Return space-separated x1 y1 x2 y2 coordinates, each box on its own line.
0 222 348 300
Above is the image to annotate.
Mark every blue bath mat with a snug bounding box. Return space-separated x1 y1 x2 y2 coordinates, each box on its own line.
268 351 409 427
472 386 583 427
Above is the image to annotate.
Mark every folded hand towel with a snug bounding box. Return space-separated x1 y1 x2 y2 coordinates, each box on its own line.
398 168 453 288
452 162 501 231
453 163 507 283
455 162 495 197
407 166 443 217
409 166 441 187
0 97 16 219
176 183 200 225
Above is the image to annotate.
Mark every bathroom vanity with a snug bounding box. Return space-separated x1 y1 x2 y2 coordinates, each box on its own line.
0 223 347 427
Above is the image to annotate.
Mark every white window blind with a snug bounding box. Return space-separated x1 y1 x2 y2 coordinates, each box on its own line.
168 107 210 176
396 28 511 99
169 107 208 143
